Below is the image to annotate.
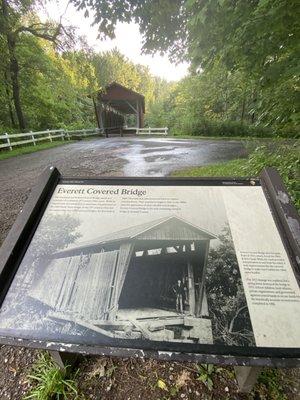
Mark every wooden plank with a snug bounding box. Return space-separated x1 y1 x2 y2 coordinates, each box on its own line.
0 135 62 149
0 142 11 149
109 242 134 320
195 242 210 317
0 130 64 139
1 138 34 147
187 261 196 315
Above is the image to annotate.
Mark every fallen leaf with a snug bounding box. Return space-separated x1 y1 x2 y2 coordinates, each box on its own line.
157 378 168 391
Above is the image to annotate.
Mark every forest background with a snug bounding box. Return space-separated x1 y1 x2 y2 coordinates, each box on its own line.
0 0 299 138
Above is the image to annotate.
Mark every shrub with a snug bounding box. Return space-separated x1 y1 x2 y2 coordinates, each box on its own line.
173 144 299 210
240 145 300 209
172 118 299 138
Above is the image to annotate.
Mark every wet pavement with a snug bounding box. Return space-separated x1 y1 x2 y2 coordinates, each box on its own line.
0 136 246 244
122 137 246 176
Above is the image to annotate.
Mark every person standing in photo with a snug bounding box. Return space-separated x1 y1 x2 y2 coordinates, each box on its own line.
173 279 185 314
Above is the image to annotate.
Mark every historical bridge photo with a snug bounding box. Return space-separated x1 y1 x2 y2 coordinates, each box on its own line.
28 216 217 344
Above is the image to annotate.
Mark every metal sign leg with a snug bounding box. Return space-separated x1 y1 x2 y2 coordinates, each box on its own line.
234 366 262 393
48 350 78 371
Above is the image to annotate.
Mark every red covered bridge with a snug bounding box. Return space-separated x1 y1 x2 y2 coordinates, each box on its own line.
93 82 145 137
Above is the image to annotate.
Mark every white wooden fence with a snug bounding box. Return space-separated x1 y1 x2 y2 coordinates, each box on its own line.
136 127 168 136
0 126 169 151
0 128 102 151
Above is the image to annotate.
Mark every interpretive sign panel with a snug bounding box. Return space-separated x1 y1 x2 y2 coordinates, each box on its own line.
0 167 299 366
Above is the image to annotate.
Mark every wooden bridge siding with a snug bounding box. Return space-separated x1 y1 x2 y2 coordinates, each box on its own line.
108 242 135 321
194 241 210 317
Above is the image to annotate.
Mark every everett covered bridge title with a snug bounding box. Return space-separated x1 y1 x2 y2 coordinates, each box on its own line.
57 187 147 197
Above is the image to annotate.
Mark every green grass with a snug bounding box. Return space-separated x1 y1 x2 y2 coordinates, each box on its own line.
256 369 288 400
170 134 297 142
24 353 79 400
170 134 249 140
172 158 246 177
0 140 75 161
172 144 300 210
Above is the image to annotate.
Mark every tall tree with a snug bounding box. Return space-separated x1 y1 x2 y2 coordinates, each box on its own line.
0 0 68 130
73 0 299 132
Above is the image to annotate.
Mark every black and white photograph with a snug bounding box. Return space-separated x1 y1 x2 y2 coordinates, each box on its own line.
0 184 256 348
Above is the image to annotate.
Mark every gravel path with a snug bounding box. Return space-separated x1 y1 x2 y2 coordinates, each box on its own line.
0 136 251 399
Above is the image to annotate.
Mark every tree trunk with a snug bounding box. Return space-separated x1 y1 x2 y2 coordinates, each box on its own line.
4 70 17 127
241 95 246 122
251 89 257 125
2 0 26 131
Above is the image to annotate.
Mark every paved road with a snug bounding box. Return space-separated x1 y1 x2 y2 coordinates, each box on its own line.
0 137 246 244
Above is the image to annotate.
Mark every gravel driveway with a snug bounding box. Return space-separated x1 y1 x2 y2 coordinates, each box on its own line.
0 136 248 399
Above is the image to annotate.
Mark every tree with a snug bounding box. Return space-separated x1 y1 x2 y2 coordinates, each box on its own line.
206 226 255 346
73 0 299 132
0 0 70 130
72 0 188 60
26 214 82 263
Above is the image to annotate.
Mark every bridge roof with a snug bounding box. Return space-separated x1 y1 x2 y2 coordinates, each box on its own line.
98 82 145 114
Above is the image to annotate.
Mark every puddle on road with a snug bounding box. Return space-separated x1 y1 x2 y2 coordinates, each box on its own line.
140 146 177 154
121 138 246 177
144 155 174 162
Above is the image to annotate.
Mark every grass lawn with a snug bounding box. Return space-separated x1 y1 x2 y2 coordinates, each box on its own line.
0 140 75 161
172 158 247 177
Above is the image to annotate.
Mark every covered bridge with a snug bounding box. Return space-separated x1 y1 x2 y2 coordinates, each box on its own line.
94 82 145 137
30 216 216 343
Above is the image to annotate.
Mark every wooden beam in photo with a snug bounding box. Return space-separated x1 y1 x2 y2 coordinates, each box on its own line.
195 241 210 317
187 261 196 316
108 242 134 320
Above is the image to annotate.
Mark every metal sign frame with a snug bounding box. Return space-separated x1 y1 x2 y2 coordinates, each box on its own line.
0 166 299 367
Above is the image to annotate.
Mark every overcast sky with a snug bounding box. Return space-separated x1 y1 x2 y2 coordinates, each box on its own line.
39 1 189 81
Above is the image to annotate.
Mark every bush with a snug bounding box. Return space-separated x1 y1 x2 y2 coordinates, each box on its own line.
173 118 299 138
240 145 300 209
173 144 300 210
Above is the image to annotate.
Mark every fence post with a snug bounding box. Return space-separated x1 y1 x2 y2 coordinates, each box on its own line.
5 133 12 151
47 129 52 142
148 126 151 135
30 131 36 146
61 130 65 141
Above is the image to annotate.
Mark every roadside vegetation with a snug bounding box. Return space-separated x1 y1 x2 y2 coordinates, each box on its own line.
24 352 298 400
0 140 75 161
173 144 300 210
24 353 79 400
1 1 298 141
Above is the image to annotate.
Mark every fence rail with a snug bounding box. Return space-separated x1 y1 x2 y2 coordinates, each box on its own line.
136 127 168 136
0 128 102 151
1 126 169 151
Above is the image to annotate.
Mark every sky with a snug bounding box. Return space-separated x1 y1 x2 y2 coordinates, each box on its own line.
39 1 189 81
